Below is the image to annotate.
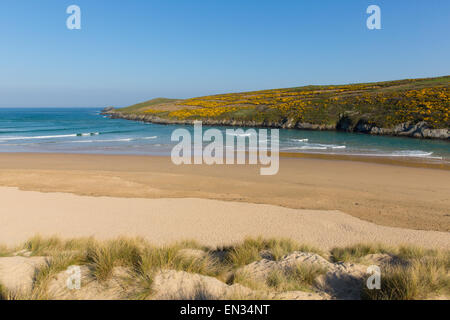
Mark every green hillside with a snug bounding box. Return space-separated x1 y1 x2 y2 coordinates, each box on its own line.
116 76 449 130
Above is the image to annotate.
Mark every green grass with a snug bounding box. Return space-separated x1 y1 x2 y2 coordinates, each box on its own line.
119 98 180 114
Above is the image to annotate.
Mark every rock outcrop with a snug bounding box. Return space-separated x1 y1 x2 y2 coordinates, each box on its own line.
339 116 449 139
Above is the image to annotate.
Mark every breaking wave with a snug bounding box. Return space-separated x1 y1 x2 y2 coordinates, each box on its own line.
0 133 100 141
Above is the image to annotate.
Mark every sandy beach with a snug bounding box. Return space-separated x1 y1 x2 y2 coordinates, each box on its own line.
0 186 449 249
0 153 449 249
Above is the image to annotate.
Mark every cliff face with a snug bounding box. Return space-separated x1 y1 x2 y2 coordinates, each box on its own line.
101 109 449 140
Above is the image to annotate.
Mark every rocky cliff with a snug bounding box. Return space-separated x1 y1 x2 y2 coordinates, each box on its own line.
101 109 449 140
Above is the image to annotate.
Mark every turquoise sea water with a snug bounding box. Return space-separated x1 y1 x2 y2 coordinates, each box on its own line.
0 108 449 162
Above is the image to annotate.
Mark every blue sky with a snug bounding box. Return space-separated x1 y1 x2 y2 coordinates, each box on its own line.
0 0 449 108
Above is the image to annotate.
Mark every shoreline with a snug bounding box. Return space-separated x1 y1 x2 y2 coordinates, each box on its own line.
280 151 449 170
0 152 449 232
1 150 448 170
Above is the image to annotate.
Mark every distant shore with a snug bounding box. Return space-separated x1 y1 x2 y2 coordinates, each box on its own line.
103 109 450 140
0 152 449 232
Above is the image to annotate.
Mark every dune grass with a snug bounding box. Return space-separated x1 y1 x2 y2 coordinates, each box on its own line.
362 257 450 300
85 238 144 281
0 282 6 300
0 245 13 257
331 243 449 263
223 237 323 267
266 264 328 292
31 253 84 299
16 236 223 300
0 236 448 300
330 243 393 262
362 251 450 300
0 284 19 300
23 235 97 256
229 270 269 291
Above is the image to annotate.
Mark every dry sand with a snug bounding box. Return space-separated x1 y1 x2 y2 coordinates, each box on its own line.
0 186 448 249
0 153 449 232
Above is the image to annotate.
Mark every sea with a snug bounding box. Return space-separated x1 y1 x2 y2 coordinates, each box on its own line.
0 108 448 163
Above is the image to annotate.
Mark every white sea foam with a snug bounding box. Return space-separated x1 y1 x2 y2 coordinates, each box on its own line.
282 146 327 150
284 148 441 160
282 143 346 151
69 139 130 143
290 138 309 142
226 132 253 137
0 133 100 141
79 132 99 136
0 134 77 141
391 150 433 157
348 150 437 158
67 136 157 143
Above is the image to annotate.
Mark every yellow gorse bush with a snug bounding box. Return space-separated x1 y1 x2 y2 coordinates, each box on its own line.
168 106 239 119
169 82 449 127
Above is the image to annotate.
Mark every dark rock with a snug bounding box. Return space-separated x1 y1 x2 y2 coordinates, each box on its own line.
336 115 354 132
103 111 449 140
100 106 115 114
